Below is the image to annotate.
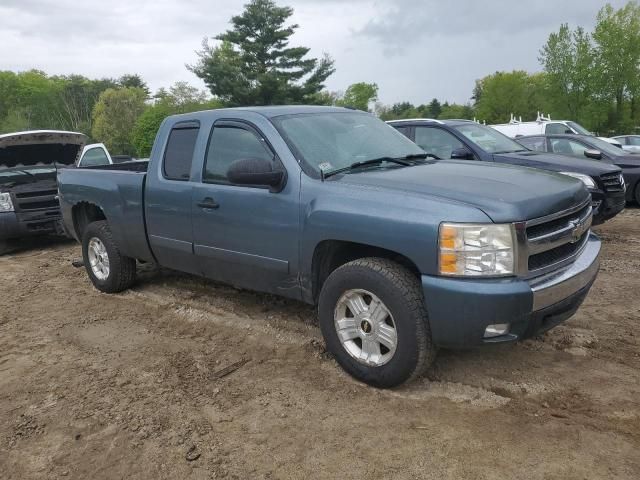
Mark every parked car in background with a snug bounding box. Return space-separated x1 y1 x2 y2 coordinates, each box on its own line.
611 135 640 154
77 143 136 167
516 134 640 204
491 114 622 147
58 106 601 388
0 130 86 254
388 119 626 224
77 143 112 167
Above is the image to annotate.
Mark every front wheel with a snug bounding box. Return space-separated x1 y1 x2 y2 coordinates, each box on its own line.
318 258 435 388
82 221 136 293
634 182 640 205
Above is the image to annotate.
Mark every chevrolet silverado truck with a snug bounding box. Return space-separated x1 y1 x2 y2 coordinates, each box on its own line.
388 119 626 225
0 130 87 254
58 106 601 388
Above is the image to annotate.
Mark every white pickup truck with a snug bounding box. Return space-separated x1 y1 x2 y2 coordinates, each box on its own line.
76 143 141 167
491 114 622 147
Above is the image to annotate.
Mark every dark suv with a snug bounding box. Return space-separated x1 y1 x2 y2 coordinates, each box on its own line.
388 119 626 224
516 134 640 205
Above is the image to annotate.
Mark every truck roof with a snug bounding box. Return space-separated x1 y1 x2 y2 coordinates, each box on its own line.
386 118 474 127
170 105 354 121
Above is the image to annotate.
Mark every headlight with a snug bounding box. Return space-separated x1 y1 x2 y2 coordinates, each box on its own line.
559 172 596 189
0 192 14 212
439 223 515 277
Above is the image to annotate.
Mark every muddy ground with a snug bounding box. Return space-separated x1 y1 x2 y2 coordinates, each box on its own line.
1 210 639 480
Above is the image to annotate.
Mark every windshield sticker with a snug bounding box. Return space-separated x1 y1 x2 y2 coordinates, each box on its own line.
318 162 333 171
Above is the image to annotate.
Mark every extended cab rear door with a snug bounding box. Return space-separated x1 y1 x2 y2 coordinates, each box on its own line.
145 121 201 274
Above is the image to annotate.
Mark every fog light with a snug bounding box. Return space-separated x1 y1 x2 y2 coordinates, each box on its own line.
484 323 510 338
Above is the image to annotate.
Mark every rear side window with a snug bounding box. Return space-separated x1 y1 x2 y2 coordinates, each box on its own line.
204 126 273 184
414 127 464 159
518 137 546 152
80 147 109 167
163 125 199 180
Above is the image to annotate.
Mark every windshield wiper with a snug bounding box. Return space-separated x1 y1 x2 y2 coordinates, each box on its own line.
322 156 414 180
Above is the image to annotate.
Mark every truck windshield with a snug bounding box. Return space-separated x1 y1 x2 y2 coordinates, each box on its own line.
454 123 527 154
587 136 627 157
566 121 592 136
271 112 425 176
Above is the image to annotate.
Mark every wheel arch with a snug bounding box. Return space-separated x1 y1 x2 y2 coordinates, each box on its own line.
71 202 107 241
310 239 421 303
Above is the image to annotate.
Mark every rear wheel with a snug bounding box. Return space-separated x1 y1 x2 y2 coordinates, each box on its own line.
634 182 640 205
318 258 435 388
82 221 136 293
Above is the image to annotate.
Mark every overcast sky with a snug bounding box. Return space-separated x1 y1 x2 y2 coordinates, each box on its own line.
0 0 629 105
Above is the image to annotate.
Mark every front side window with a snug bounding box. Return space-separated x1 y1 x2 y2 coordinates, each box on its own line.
627 136 640 146
517 136 546 152
80 147 109 166
272 112 424 176
414 127 464 159
549 138 588 157
454 123 525 154
163 125 199 181
204 126 274 184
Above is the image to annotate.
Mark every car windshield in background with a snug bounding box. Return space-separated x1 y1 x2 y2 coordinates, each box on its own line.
454 123 526 154
272 112 425 176
587 136 628 157
567 121 592 135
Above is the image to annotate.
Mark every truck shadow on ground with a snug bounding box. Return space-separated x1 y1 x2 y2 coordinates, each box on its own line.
1 235 75 257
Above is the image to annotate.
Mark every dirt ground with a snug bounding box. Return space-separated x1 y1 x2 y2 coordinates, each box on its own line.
1 210 639 480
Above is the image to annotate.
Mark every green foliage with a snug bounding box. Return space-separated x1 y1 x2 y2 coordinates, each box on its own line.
540 24 595 122
473 71 549 124
118 74 150 97
132 82 222 157
131 103 173 158
335 82 378 111
92 88 147 156
189 0 335 105
0 70 119 135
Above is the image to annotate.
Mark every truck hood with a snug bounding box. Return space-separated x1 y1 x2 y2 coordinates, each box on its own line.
494 151 621 176
333 161 589 223
0 130 87 168
612 154 640 168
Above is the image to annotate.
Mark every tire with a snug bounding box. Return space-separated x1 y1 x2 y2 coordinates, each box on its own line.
82 220 136 293
635 182 640 206
0 240 10 256
318 258 435 388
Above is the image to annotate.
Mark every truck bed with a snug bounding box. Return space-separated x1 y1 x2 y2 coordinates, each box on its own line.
57 164 154 262
78 160 149 172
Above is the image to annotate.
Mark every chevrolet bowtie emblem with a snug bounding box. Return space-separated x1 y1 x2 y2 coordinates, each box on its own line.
569 220 582 243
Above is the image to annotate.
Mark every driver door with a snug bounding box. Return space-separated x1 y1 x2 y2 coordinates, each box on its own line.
191 120 300 297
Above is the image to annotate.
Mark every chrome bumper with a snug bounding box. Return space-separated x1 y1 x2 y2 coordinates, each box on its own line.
530 233 601 311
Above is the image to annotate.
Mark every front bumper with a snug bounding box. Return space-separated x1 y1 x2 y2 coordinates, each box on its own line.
0 210 63 241
591 189 625 225
421 233 601 348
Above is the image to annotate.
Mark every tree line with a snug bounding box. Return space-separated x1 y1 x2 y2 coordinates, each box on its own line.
0 0 638 156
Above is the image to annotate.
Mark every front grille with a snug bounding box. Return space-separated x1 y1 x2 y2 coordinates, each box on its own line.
526 204 590 239
13 189 59 212
528 235 588 270
600 172 625 193
523 199 592 275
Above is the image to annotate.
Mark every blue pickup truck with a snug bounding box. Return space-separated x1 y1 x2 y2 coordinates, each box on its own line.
58 106 601 387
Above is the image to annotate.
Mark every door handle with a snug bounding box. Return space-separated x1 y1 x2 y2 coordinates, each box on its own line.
197 197 219 209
